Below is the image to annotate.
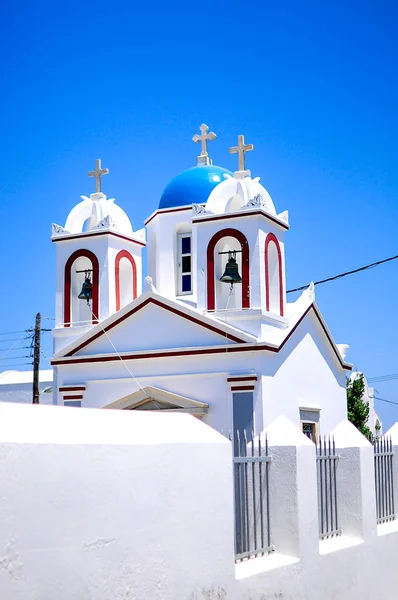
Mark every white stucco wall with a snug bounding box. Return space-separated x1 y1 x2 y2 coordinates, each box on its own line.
1 404 398 599
0 402 235 600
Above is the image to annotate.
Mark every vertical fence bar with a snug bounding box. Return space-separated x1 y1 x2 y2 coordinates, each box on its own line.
316 435 341 539
374 435 396 524
233 432 273 561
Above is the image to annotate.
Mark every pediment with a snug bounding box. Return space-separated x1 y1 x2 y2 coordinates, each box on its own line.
59 295 249 359
104 386 209 417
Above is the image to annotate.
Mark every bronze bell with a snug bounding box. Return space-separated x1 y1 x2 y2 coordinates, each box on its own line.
220 252 242 285
78 273 93 304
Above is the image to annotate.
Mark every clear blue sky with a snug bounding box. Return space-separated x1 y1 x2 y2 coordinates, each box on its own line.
1 0 397 427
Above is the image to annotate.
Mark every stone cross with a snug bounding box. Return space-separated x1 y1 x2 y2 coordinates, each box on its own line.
192 124 216 165
229 135 254 176
88 159 109 193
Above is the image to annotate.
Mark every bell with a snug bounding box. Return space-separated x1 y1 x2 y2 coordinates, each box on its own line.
78 275 92 304
220 253 242 285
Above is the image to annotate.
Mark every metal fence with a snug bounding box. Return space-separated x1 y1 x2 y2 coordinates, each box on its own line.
316 437 341 540
374 436 395 524
233 431 272 561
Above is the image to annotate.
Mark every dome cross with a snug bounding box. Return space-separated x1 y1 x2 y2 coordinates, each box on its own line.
229 134 254 178
88 159 109 193
192 124 216 166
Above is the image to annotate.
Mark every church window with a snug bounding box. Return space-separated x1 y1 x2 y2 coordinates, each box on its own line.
177 233 192 295
300 409 320 443
232 391 254 457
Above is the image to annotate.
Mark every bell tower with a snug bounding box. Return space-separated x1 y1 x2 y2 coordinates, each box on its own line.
52 160 146 354
193 135 290 338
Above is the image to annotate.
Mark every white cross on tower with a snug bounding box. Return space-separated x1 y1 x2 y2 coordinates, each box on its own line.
192 124 217 165
88 159 109 193
229 134 254 178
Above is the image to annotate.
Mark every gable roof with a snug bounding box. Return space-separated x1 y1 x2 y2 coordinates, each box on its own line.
52 296 351 371
53 291 254 360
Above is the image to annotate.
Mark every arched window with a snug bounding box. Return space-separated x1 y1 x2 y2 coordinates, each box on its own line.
265 233 283 316
64 249 99 327
206 228 250 311
115 250 137 311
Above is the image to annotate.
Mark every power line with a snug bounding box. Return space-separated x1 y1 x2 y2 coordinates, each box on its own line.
0 363 32 369
287 253 398 294
0 330 31 336
368 373 398 384
374 396 398 407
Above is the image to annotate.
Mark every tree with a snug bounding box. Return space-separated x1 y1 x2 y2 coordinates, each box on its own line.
346 374 373 441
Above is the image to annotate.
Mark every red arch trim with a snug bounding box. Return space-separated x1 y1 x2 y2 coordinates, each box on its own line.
265 233 284 316
207 228 250 311
115 250 137 311
64 249 99 327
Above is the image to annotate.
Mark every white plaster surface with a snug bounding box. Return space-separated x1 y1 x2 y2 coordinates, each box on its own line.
0 402 235 600
1 405 398 599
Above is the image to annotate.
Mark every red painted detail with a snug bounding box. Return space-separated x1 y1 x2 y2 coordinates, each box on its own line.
115 250 137 312
206 228 250 311
265 233 284 317
144 205 192 226
195 210 289 231
63 296 247 357
63 395 83 400
227 376 257 382
64 249 99 327
52 303 352 371
59 386 86 392
53 231 146 246
231 385 255 391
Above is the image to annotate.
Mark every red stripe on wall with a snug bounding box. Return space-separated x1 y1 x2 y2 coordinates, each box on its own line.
206 228 250 311
64 249 99 327
265 232 284 317
115 250 137 311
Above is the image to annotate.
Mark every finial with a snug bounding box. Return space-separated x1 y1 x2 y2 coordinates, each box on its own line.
229 134 254 179
88 159 109 193
192 124 216 166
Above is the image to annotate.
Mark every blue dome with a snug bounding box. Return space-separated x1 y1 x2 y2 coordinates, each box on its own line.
159 165 233 210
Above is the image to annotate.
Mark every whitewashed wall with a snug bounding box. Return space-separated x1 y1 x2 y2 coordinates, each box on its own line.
1 403 398 600
0 402 235 600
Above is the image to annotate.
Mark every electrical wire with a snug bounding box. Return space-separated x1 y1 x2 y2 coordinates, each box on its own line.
287 253 398 294
368 374 398 384
0 330 31 336
374 396 398 407
0 363 32 369
0 333 32 364
90 310 146 395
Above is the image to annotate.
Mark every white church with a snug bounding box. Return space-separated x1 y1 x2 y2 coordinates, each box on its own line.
50 125 352 443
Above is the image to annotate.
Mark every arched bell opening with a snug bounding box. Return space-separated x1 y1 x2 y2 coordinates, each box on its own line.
64 249 99 327
265 233 284 316
214 238 243 310
206 228 250 311
115 250 137 311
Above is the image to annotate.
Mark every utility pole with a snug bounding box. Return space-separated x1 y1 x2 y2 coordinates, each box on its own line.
33 312 41 404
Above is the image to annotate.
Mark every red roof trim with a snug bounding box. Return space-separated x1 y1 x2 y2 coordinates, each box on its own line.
64 297 247 357
194 210 289 230
53 230 146 246
52 303 351 371
59 386 86 392
63 395 83 400
227 376 258 382
231 385 255 391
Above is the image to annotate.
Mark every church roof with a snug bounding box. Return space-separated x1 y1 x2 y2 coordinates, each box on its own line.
158 165 233 209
